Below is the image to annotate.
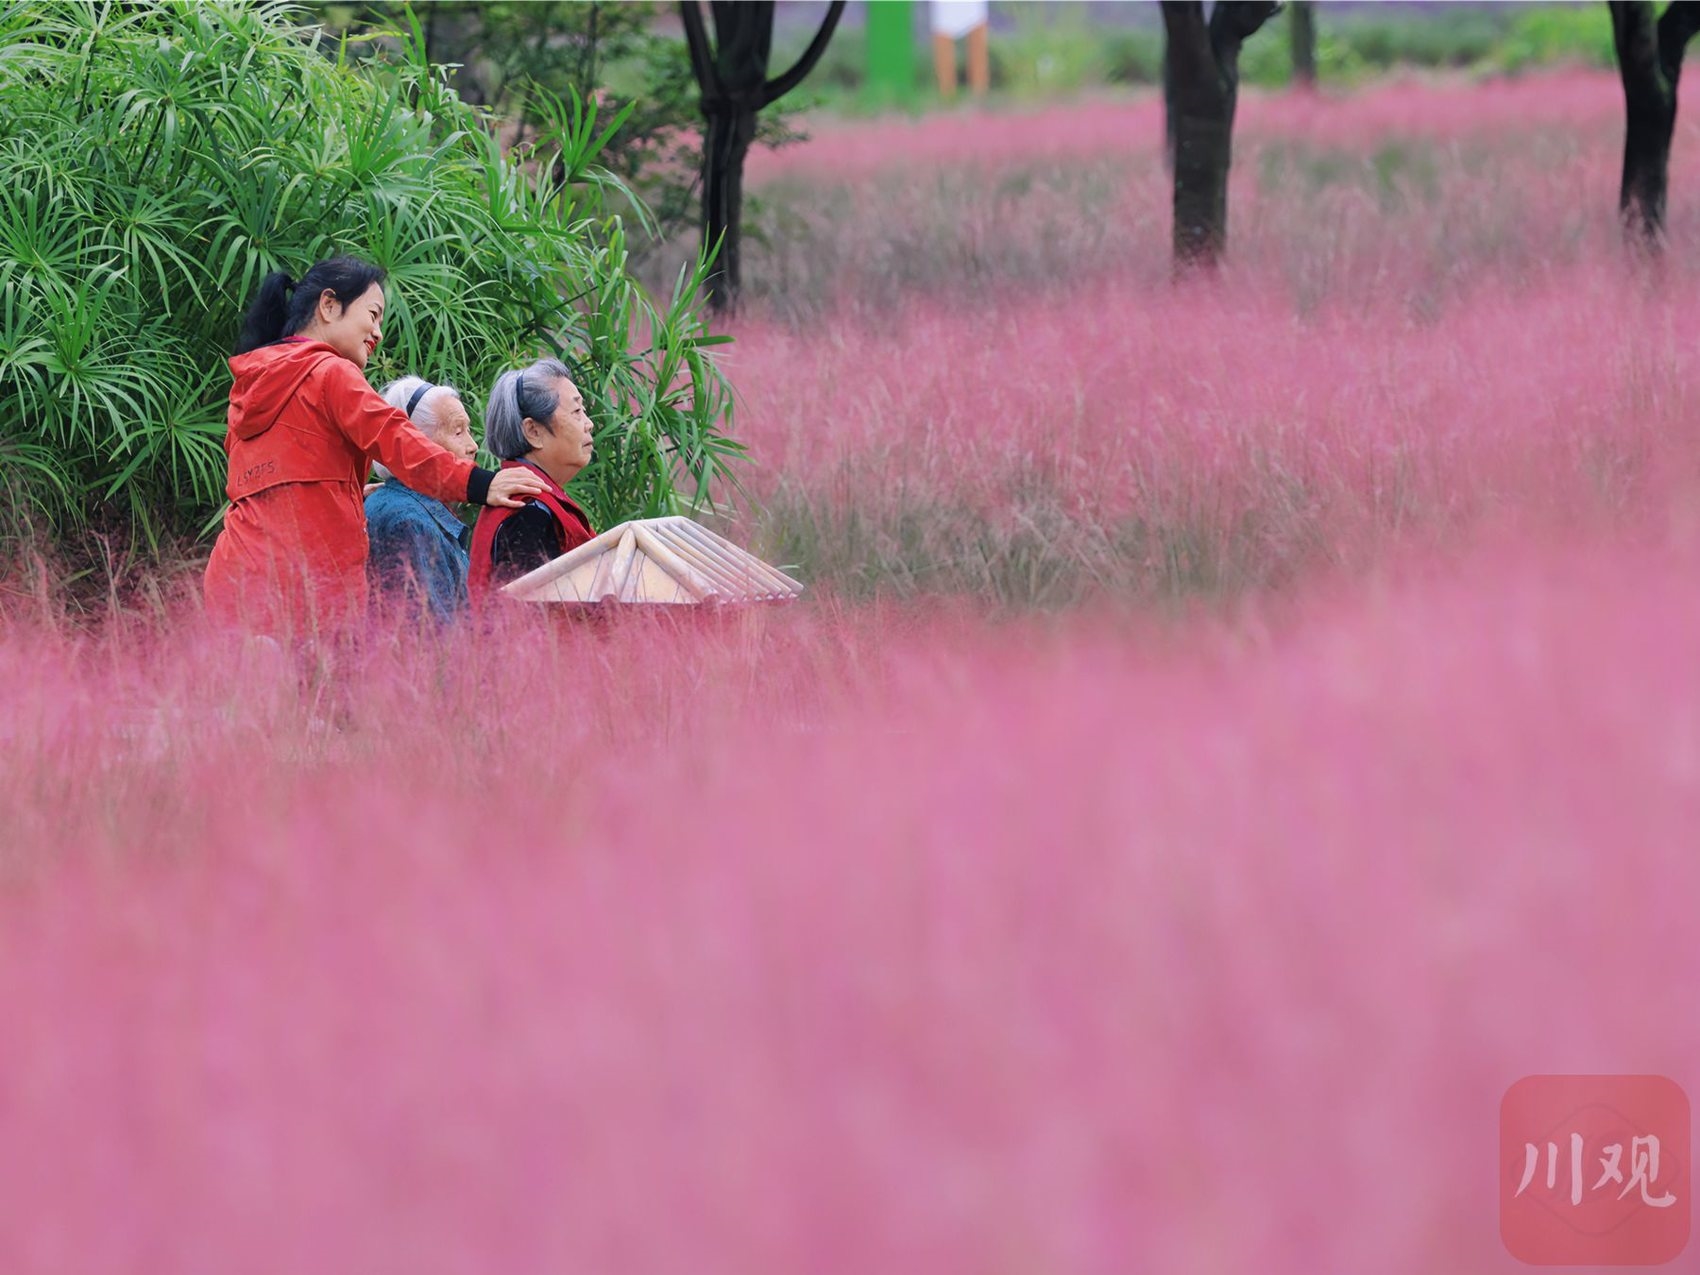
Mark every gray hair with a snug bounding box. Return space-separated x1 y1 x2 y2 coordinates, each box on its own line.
485 357 573 461
373 377 467 481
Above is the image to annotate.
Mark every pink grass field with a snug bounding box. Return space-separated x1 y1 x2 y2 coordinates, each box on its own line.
5 71 1700 1272
4 537 1699 1274
749 69 1637 183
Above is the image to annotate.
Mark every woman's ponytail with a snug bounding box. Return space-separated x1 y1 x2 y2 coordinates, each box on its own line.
234 271 295 355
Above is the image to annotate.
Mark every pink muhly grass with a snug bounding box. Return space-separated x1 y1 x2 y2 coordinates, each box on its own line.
2 533 1699 1272
726 264 1700 605
749 71 1642 185
4 68 1699 1275
684 74 1700 605
725 70 1700 321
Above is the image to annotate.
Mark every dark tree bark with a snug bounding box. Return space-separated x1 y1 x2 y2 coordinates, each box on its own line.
1290 1 1316 89
418 4 487 106
1159 1 1281 272
1608 1 1700 247
1161 38 1177 172
681 0 846 313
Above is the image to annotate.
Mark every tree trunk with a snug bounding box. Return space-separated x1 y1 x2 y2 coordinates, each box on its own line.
1161 40 1177 172
1290 1 1317 89
1171 112 1232 263
701 107 758 309
1609 2 1700 247
681 0 845 313
1621 84 1676 240
1159 1 1278 273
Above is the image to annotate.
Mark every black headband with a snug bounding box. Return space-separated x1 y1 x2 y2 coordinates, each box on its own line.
404 382 435 418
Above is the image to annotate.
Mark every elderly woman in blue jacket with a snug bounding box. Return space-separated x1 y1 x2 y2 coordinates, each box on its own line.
365 376 480 623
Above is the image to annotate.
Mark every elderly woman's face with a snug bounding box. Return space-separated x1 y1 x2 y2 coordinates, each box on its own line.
426 392 478 463
522 375 595 484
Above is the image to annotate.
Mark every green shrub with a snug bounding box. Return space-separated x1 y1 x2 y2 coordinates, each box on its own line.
1100 30 1163 87
1496 4 1615 73
1239 24 1296 89
1342 12 1503 70
0 0 737 561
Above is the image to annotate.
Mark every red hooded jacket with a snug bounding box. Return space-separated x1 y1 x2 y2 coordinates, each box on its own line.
203 338 487 633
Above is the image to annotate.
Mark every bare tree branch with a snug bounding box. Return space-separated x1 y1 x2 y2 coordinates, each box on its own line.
679 1 719 99
1658 0 1700 83
1209 0 1281 60
761 0 847 106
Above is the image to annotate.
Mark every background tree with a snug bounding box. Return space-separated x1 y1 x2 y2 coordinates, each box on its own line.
319 3 710 246
680 0 846 313
1290 1 1317 89
0 1 738 568
1159 1 1282 271
1607 0 1700 246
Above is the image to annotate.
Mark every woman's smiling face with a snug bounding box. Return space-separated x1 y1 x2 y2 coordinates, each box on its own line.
312 282 385 368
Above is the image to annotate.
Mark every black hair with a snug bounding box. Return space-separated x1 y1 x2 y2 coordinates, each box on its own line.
233 255 388 355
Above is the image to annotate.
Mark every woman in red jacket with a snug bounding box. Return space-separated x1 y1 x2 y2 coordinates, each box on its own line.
467 357 597 605
203 256 544 634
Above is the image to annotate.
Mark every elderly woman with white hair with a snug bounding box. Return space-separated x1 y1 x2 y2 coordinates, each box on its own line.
365 376 480 623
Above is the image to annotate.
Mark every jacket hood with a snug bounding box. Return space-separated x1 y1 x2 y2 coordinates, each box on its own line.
226 338 345 441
